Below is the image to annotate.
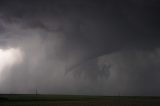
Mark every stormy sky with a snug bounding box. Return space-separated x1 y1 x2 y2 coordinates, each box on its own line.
0 0 160 96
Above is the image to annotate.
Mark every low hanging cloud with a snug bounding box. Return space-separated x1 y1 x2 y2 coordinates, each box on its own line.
0 0 159 96
96 49 160 96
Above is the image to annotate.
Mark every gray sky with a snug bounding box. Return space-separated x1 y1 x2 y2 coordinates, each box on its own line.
0 0 160 96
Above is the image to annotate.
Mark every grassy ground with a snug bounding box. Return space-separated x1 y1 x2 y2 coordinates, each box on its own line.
0 94 160 106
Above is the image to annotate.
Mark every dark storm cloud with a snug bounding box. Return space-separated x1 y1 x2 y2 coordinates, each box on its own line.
1 0 160 64
0 0 160 95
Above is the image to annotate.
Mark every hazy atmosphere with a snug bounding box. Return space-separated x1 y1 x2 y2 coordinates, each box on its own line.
0 0 160 96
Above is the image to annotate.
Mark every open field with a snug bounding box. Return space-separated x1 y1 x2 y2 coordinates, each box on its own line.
0 94 160 106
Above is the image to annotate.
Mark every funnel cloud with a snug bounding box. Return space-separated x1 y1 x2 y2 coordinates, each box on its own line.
0 0 160 96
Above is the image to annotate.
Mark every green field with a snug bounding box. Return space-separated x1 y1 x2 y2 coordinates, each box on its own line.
0 94 160 106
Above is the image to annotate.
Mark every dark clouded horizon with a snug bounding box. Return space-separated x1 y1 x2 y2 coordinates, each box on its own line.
0 0 160 96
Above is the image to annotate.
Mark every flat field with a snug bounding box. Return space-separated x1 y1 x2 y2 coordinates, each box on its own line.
0 94 160 106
